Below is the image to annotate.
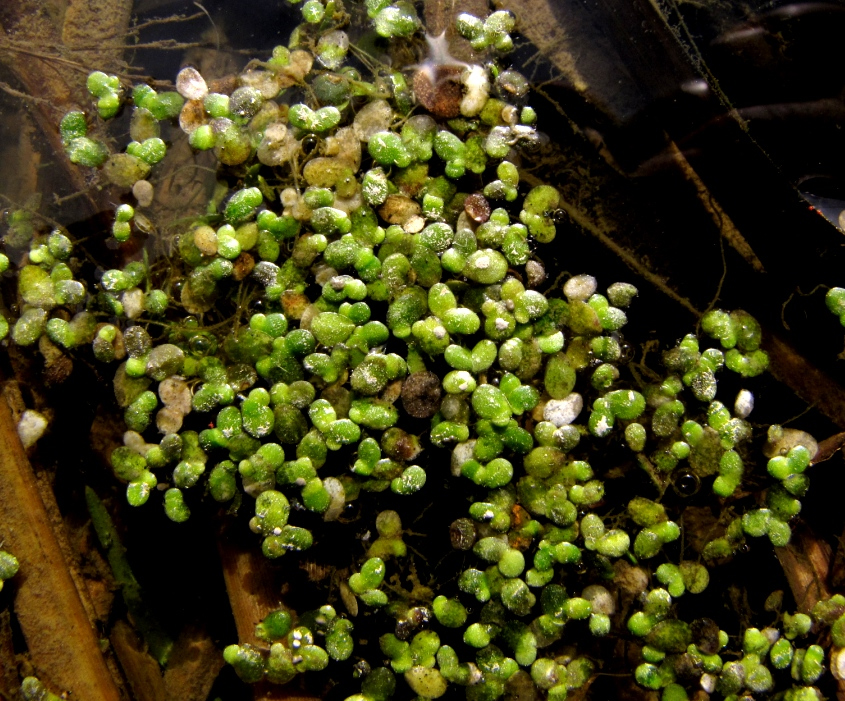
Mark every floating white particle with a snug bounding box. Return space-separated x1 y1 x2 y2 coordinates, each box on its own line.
460 65 489 117
122 287 145 320
544 393 583 427
17 410 47 448
734 389 754 419
563 274 597 301
451 441 476 477
323 477 346 522
594 414 611 437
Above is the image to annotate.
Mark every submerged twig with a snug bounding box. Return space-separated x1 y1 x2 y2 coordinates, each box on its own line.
0 390 122 700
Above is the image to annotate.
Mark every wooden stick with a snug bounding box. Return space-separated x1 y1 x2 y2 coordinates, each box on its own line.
0 391 121 699
218 524 319 701
162 624 224 701
111 620 167 701
765 332 845 430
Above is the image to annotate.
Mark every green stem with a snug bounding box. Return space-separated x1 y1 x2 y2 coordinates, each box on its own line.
85 486 174 666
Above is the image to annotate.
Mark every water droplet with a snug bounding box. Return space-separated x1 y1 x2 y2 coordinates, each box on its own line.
551 208 569 225
301 134 319 154
672 469 700 496
189 333 216 356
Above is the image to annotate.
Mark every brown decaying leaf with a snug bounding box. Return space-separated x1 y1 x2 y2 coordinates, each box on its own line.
776 525 845 699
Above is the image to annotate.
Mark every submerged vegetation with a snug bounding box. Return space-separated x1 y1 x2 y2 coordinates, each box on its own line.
3 1 845 700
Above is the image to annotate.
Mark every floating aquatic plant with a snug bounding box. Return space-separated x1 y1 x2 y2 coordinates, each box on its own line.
2 2 845 700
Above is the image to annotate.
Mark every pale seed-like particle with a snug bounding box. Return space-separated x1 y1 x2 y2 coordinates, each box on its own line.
123 431 150 454
353 99 394 142
132 180 154 207
324 126 361 171
156 406 184 434
379 194 421 225
403 215 425 233
322 477 345 522
158 377 192 414
831 647 845 680
239 68 283 99
17 410 48 448
763 427 818 460
734 389 754 419
564 274 597 301
582 584 615 615
122 288 145 319
525 260 546 288
193 225 218 256
280 187 299 208
176 66 209 100
405 666 447 698
333 192 363 215
257 123 298 166
501 104 518 125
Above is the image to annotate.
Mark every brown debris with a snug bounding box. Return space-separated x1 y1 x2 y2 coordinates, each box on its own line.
464 193 491 223
666 141 765 273
776 525 845 699
413 64 463 119
378 194 422 226
179 99 207 134
401 371 442 418
42 354 74 386
776 525 834 613
280 291 310 320
62 0 133 72
232 252 256 281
